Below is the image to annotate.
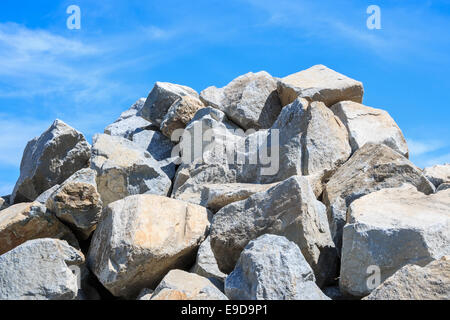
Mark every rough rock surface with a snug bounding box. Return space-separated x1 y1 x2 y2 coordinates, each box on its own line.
139 82 199 126
0 196 9 210
210 176 337 286
331 101 409 157
104 98 152 139
46 168 102 239
423 164 450 188
323 143 435 251
87 194 211 298
191 236 227 282
11 120 91 204
151 270 228 300
200 71 282 129
90 134 171 206
364 257 450 300
437 183 450 192
0 238 84 300
225 234 330 300
35 185 60 204
0 202 78 255
340 185 450 297
277 64 364 107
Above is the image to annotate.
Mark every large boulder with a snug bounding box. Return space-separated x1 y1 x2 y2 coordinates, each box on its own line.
191 236 227 282
225 234 330 300
364 256 450 300
104 98 153 139
210 176 337 286
0 238 84 300
277 65 364 107
11 120 91 204
340 185 450 298
0 202 78 255
323 143 435 251
423 164 450 188
87 194 211 298
151 270 228 300
46 168 102 239
331 101 409 157
90 134 171 207
139 82 199 126
200 71 282 129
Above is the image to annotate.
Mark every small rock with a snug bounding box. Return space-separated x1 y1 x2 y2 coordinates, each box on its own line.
437 183 450 192
11 119 91 204
0 202 78 255
191 236 227 282
0 196 10 210
423 164 450 188
277 64 364 107
137 288 154 300
225 234 330 300
340 185 450 297
151 270 228 300
0 238 84 300
87 194 211 298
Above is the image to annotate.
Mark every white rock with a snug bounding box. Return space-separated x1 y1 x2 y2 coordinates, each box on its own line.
331 101 409 157
11 120 91 204
90 134 171 207
0 238 84 300
87 194 211 298
340 185 450 297
225 234 330 300
423 164 450 188
277 65 364 107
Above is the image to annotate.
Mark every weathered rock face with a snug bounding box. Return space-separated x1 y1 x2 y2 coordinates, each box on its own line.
11 120 91 204
201 71 282 130
340 185 450 298
323 143 435 251
35 185 60 204
160 95 206 138
0 196 9 210
90 134 171 207
87 194 211 298
225 234 329 300
210 176 337 287
191 236 227 282
104 98 153 139
0 202 78 255
139 82 199 126
0 238 84 300
46 168 102 240
277 64 364 107
151 270 228 300
364 256 450 300
331 101 409 157
437 183 450 192
423 164 450 188
137 288 154 300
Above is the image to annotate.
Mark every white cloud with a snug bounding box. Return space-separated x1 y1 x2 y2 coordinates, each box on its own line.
407 139 446 157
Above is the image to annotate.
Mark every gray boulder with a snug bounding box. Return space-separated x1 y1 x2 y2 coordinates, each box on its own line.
11 119 91 204
225 234 330 300
0 238 84 300
191 236 227 282
35 185 60 204
210 176 337 286
423 164 450 188
437 183 450 192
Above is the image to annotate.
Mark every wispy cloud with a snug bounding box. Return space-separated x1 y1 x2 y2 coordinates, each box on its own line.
407 139 446 157
407 138 449 168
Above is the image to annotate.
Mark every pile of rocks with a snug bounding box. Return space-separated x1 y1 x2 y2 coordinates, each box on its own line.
0 65 449 300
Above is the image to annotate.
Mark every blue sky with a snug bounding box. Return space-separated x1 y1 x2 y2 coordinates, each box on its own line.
1 0 450 195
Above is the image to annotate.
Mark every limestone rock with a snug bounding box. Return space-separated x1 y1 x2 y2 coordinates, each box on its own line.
0 238 84 300
210 176 337 286
423 164 450 188
0 202 78 255
277 65 364 107
364 257 450 300
139 82 199 125
90 134 171 207
46 168 102 239
151 270 228 300
160 94 206 138
11 120 91 204
225 234 330 300
331 101 409 157
104 98 153 139
191 236 227 282
200 71 282 129
87 194 211 298
323 143 435 251
340 185 450 297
